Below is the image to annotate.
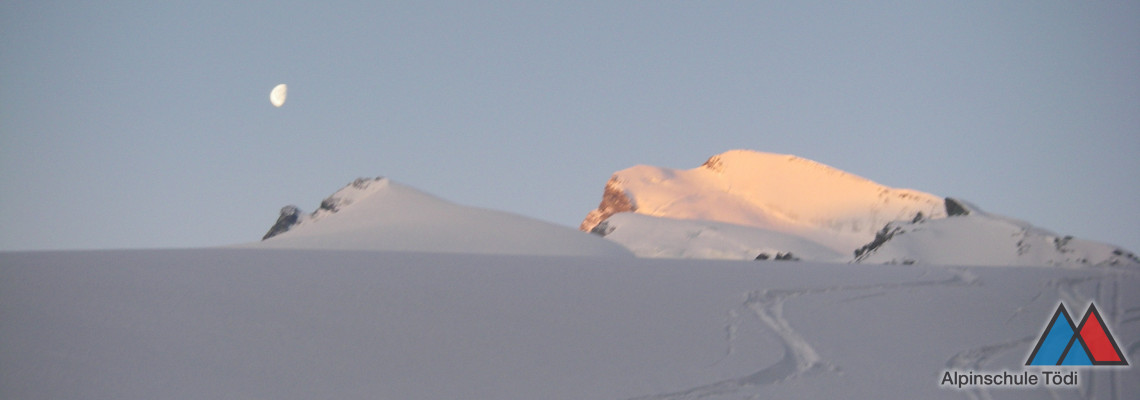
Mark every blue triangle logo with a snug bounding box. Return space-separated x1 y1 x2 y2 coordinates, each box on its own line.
1026 304 1079 365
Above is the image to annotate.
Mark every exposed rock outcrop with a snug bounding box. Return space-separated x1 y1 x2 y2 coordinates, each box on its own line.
262 205 303 240
261 177 387 241
580 176 636 232
944 198 972 217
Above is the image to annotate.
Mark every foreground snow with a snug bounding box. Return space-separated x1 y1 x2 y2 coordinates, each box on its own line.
2 249 1136 399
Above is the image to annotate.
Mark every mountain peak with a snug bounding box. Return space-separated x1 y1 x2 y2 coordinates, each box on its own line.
581 149 1136 266
581 150 946 252
250 177 631 257
700 150 869 184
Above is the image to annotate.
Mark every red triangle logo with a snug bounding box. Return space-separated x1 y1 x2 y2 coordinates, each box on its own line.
1075 303 1128 365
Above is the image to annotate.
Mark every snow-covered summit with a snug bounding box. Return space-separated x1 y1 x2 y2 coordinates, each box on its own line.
582 150 1137 267
248 177 631 257
582 150 946 253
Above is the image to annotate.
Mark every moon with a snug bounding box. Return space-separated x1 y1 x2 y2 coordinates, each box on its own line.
270 84 287 107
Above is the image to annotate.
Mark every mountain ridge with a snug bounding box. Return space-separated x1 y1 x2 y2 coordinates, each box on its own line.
582 149 947 253
245 150 1136 267
246 177 631 257
581 150 1138 267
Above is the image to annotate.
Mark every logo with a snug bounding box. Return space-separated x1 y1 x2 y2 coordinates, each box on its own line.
941 301 1128 390
1025 302 1128 366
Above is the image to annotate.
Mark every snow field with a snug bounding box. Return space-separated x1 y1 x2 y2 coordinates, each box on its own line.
2 249 1136 399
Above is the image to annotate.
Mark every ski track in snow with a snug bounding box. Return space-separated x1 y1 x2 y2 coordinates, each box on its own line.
626 269 980 400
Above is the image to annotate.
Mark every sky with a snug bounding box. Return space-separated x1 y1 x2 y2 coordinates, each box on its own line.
2 1 1138 253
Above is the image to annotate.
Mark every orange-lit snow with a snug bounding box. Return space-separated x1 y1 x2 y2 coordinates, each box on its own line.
585 150 945 253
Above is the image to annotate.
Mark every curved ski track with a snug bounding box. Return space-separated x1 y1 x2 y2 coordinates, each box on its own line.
626 269 980 400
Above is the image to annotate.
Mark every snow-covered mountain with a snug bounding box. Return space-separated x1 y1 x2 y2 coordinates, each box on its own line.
582 150 946 254
583 150 1138 267
854 198 1140 267
246 177 631 257
239 151 1136 267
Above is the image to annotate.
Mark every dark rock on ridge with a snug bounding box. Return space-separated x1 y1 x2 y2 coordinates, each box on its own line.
262 205 302 240
945 198 971 217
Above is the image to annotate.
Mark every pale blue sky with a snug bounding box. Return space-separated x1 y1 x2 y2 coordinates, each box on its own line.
2 1 1138 252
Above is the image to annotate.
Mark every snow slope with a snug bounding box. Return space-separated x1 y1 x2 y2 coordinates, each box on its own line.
582 150 947 254
244 177 631 257
593 213 846 262
2 249 1137 399
855 200 1140 267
